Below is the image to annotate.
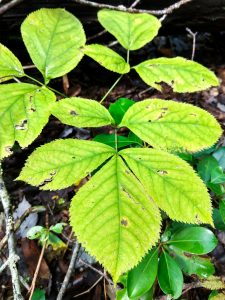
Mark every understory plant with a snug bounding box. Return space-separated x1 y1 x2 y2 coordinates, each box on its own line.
0 7 223 299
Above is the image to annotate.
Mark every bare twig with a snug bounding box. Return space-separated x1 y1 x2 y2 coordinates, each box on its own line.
0 254 19 273
0 0 24 15
22 65 36 70
74 275 103 298
72 0 192 15
0 205 46 251
28 240 47 300
130 0 141 8
0 165 24 300
186 27 198 60
56 241 80 300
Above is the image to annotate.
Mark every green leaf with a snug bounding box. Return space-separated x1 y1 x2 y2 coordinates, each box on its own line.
109 98 135 125
207 183 224 196
172 249 215 278
47 232 66 251
93 134 137 149
51 97 114 127
0 44 24 82
120 99 222 152
21 8 86 84
197 156 225 184
213 208 225 230
70 155 161 282
98 10 161 51
0 83 55 159
219 200 225 224
31 288 46 300
84 44 130 74
127 247 158 298
158 251 183 299
213 147 225 170
120 148 213 225
50 222 66 234
18 139 115 190
134 57 219 92
27 226 46 239
168 227 218 254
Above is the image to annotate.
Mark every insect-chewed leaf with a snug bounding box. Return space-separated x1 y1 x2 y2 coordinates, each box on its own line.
51 97 114 127
0 44 24 82
70 155 161 282
21 8 86 84
134 57 219 92
18 139 115 190
83 44 130 74
120 99 222 152
0 83 55 159
97 10 161 51
120 148 213 225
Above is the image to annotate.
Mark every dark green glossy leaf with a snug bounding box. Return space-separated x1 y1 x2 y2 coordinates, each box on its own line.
128 132 143 147
168 227 217 254
197 156 219 183
158 251 183 299
127 247 158 298
207 183 224 196
93 134 137 149
109 98 135 124
140 287 154 300
219 199 225 224
31 288 46 300
213 208 225 230
213 147 225 170
172 249 215 278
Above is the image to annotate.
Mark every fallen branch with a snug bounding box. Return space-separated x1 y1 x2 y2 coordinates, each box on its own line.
0 165 24 300
0 0 24 15
72 0 192 15
56 240 80 300
0 254 19 274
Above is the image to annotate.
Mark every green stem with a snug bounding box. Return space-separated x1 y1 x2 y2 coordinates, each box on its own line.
24 74 66 97
127 49 130 64
115 129 118 152
100 75 123 104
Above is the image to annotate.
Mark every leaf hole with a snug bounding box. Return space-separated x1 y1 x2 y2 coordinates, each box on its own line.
157 170 168 175
15 119 28 130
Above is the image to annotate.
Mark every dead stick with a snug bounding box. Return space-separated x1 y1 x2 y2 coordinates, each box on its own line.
0 0 24 15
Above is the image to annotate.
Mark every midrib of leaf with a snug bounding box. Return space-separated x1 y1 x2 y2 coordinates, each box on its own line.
115 154 122 275
164 252 173 295
43 10 61 78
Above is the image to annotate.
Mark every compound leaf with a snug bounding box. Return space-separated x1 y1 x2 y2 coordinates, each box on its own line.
51 97 114 127
120 99 222 152
84 44 130 74
18 139 115 190
158 251 183 299
0 44 24 82
168 227 217 254
120 148 213 225
21 8 86 84
109 98 135 125
134 57 219 92
98 10 161 50
0 83 55 159
70 155 161 282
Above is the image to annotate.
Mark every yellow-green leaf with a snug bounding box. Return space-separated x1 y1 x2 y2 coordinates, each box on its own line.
70 155 161 282
98 10 161 50
21 8 86 84
83 44 130 74
51 97 114 127
0 44 24 82
120 148 213 225
18 139 115 190
0 83 55 159
120 99 222 152
134 57 219 92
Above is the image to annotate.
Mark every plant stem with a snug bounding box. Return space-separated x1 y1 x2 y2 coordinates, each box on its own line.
100 75 123 104
56 241 80 300
127 49 130 64
0 164 24 300
24 73 43 86
47 86 66 98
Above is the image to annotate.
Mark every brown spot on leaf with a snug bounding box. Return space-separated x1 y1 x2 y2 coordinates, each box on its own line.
70 110 78 116
121 218 128 226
